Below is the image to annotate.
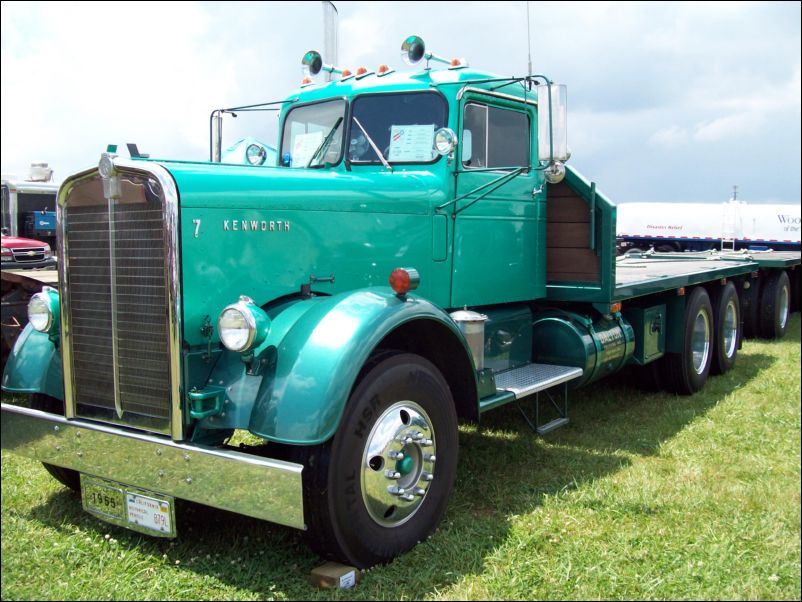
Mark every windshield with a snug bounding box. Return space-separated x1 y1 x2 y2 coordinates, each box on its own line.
280 99 346 168
348 92 447 164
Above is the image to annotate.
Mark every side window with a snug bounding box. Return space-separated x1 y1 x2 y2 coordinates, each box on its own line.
462 103 530 169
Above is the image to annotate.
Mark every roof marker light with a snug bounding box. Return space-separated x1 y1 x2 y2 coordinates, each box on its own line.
376 63 394 77
300 76 314 87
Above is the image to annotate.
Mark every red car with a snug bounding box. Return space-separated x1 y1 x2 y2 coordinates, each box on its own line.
1 233 56 269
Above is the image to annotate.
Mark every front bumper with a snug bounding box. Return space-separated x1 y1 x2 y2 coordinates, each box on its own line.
1 258 57 269
1 403 305 530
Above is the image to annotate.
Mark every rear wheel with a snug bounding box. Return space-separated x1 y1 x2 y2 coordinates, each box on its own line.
758 270 791 339
664 287 713 395
30 394 80 492
302 352 458 568
710 282 740 375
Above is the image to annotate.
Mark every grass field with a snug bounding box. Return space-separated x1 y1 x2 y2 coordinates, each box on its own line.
2 314 800 600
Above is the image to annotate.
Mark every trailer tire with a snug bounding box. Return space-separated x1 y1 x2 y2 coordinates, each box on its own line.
758 270 791 339
740 277 761 339
29 394 81 492
789 268 800 313
664 287 713 395
710 282 740 375
300 352 458 568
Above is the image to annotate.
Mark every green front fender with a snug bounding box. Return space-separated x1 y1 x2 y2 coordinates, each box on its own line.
1 323 64 399
247 288 473 445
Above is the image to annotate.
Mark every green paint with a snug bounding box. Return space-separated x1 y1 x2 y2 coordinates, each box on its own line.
397 455 414 476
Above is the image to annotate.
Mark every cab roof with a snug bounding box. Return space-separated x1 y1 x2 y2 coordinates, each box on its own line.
285 67 538 105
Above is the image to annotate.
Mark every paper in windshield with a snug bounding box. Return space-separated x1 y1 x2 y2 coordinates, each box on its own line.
388 124 434 162
292 131 324 167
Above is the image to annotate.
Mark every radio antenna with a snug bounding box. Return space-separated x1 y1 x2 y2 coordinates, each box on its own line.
526 1 533 78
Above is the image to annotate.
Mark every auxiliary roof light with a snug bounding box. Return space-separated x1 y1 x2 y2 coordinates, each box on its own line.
376 63 394 77
400 35 461 69
302 50 345 80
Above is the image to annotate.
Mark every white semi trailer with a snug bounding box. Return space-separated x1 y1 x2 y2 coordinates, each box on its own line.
617 200 801 253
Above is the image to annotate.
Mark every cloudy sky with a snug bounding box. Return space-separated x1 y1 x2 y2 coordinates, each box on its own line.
1 1 800 203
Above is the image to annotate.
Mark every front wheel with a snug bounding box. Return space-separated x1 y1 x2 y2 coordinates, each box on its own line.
302 352 458 568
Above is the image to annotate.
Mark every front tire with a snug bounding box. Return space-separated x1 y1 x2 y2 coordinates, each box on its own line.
303 352 458 568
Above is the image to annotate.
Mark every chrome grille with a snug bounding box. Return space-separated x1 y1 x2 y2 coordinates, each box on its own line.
63 172 173 432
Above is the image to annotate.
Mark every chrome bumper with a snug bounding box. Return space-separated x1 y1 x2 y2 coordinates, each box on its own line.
1 403 305 530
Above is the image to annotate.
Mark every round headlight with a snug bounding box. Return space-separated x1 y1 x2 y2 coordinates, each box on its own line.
246 144 267 166
219 306 255 352
28 292 53 333
433 128 457 156
218 296 270 353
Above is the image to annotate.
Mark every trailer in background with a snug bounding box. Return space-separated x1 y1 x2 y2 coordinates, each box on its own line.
617 199 801 253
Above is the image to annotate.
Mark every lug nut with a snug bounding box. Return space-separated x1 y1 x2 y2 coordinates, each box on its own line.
425 454 436 463
414 487 426 496
400 493 415 502
389 451 405 460
421 472 434 482
387 486 406 496
385 470 401 480
412 432 424 441
421 438 433 447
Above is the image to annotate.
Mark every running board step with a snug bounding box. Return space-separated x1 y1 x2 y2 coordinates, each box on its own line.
536 417 570 435
495 364 583 399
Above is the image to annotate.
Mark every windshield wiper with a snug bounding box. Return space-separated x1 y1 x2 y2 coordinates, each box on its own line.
307 117 344 168
352 117 393 172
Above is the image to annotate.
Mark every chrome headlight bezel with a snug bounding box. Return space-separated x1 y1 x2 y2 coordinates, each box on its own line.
217 296 269 353
28 287 60 335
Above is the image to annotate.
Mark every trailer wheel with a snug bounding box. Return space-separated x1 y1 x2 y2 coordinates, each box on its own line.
29 394 80 492
758 270 791 339
710 282 740 375
301 352 458 568
664 287 713 395
789 268 800 313
740 277 761 339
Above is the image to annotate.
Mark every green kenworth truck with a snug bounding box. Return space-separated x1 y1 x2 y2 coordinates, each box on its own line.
2 36 800 569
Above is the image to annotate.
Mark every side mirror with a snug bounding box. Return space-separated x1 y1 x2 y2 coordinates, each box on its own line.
537 83 568 165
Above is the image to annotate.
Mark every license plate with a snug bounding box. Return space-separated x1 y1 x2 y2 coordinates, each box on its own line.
81 475 176 538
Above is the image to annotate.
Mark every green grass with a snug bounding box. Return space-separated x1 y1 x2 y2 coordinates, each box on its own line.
2 315 800 600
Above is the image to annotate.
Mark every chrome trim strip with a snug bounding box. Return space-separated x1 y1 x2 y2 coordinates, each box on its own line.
106 187 123 418
1 403 306 530
58 160 184 439
456 86 538 106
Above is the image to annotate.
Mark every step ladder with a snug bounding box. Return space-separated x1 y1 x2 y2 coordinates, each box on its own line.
494 363 583 435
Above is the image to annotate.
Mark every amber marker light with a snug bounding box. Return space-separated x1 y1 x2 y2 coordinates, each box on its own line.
610 302 622 314
355 66 368 76
340 68 353 78
389 268 420 297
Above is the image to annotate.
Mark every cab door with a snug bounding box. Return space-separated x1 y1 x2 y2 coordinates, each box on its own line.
450 93 545 307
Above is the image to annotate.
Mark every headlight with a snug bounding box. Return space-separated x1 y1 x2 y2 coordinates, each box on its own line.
246 144 267 166
28 287 59 335
218 296 270 353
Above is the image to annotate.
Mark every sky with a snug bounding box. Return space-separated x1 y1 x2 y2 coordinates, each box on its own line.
1 1 800 203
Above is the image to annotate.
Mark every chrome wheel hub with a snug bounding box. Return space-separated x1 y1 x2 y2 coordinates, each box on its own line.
723 299 738 358
361 401 436 527
692 309 711 375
